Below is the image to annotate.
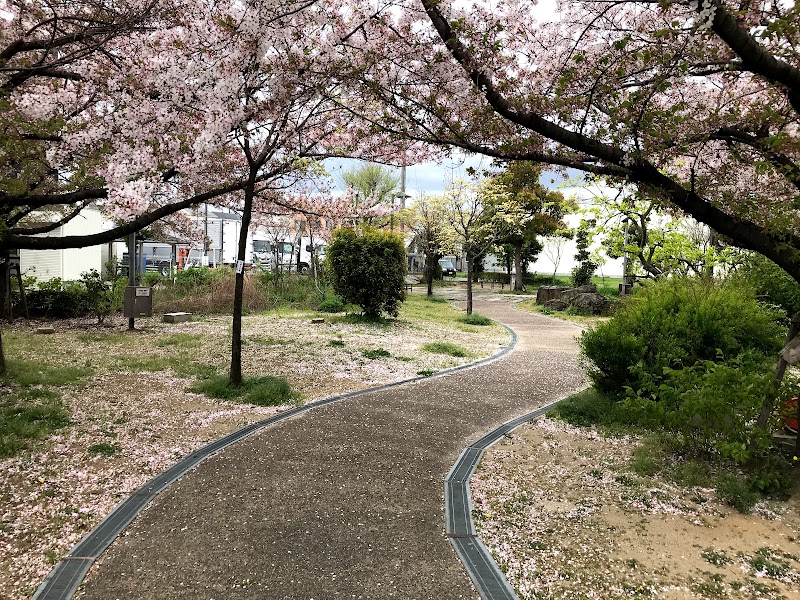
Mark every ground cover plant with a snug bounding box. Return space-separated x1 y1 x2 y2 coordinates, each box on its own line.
0 291 504 599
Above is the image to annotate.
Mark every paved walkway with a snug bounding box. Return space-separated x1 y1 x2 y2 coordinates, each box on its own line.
79 293 587 600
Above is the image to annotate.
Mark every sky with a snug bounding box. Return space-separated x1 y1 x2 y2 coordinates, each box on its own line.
324 155 626 277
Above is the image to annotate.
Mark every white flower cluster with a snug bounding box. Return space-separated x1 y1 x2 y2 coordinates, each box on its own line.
688 0 718 30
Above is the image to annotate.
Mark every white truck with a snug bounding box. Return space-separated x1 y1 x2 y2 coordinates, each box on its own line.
255 236 326 273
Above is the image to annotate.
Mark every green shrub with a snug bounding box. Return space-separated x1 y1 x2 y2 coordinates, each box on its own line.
361 348 391 359
325 226 406 317
571 261 597 287
623 352 775 462
318 293 345 313
736 253 800 319
141 271 162 287
457 313 493 326
26 278 90 318
80 269 124 323
175 266 215 287
581 277 784 396
716 472 761 513
422 341 470 357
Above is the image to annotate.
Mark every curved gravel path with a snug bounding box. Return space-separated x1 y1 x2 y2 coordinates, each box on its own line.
77 292 587 600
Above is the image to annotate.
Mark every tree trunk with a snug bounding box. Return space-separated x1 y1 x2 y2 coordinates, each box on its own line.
466 253 473 315
230 181 255 387
0 325 6 376
309 229 317 285
514 239 524 291
425 251 435 296
755 312 800 432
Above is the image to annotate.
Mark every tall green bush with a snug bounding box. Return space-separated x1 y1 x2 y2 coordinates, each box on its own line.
581 277 784 396
736 252 800 319
325 227 406 317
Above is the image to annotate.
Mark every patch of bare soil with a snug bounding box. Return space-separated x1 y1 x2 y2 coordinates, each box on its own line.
472 418 800 599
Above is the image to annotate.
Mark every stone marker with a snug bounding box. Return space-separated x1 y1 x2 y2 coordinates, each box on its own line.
163 312 192 323
36 327 55 334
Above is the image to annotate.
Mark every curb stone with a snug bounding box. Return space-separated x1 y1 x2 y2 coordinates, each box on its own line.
444 397 571 600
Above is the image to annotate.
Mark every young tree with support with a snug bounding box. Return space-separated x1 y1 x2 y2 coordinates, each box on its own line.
402 194 455 296
445 179 517 315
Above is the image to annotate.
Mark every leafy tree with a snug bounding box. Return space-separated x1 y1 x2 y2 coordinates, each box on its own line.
341 164 401 211
401 195 456 295
326 227 406 317
571 220 597 286
490 163 574 290
445 179 515 314
590 190 730 280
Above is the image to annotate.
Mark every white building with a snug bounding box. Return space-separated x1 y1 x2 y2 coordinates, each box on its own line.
20 205 112 282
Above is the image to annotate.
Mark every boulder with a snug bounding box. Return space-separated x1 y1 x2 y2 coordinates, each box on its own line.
544 299 570 311
536 286 570 304
561 284 597 302
570 292 611 315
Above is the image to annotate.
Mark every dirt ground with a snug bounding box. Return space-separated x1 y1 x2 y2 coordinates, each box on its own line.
471 417 800 599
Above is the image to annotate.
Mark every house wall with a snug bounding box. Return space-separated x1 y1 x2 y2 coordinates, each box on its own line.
20 207 106 282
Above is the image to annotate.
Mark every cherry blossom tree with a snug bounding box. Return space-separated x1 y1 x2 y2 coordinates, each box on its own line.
1 0 404 381
340 0 800 285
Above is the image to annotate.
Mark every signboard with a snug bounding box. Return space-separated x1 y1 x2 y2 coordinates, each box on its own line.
236 260 244 274
136 287 151 297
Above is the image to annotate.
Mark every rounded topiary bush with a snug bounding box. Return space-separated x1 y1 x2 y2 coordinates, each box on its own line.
325 226 406 317
581 277 784 396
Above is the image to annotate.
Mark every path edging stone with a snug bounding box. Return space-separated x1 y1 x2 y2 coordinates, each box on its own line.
444 398 567 600
32 322 517 600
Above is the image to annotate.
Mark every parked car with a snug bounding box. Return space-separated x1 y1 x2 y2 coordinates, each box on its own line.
438 258 457 278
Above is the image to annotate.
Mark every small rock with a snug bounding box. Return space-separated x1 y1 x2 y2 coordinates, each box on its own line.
311 318 325 324
36 327 55 334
